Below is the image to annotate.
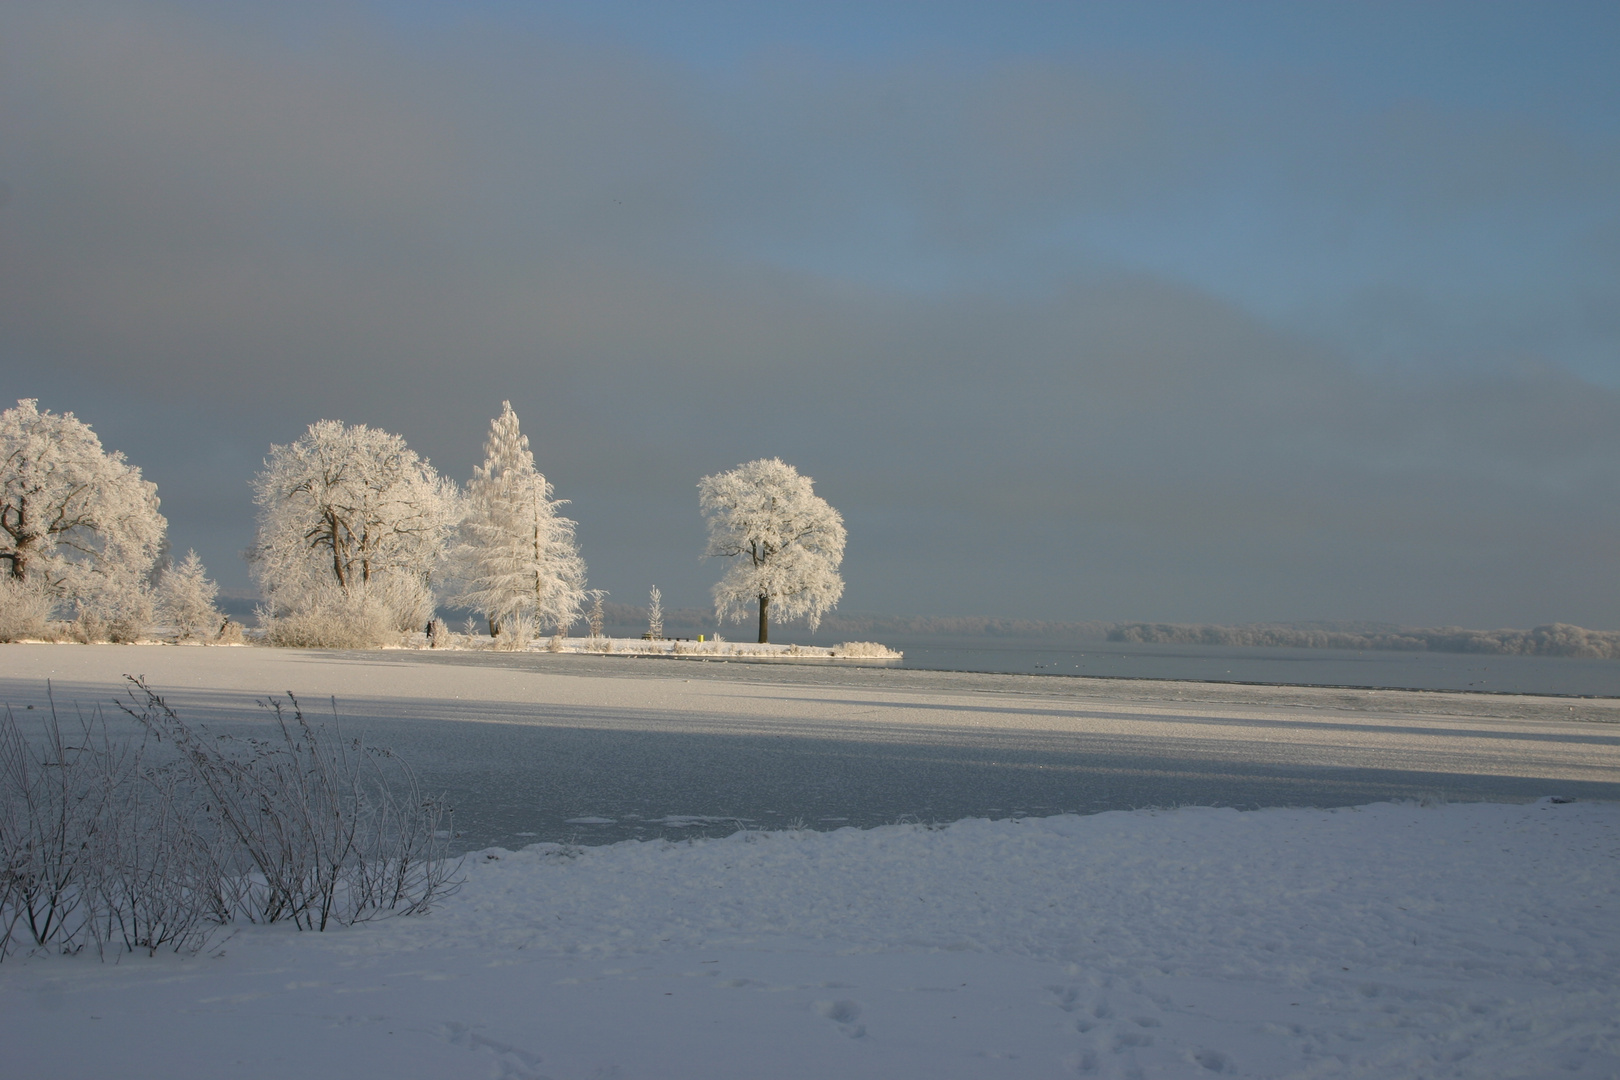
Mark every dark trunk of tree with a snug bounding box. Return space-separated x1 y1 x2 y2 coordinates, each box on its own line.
488 615 499 638
4 497 32 578
758 594 769 644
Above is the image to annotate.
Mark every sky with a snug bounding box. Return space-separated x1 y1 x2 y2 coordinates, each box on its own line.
2 0 1618 629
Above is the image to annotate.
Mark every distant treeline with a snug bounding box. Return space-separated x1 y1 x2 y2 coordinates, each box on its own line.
1108 622 1620 660
816 613 1115 638
598 603 1113 640
577 602 1620 659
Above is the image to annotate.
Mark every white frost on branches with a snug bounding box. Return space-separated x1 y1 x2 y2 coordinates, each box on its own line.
698 457 845 643
0 399 166 630
157 549 222 641
646 586 663 640
451 403 585 639
251 420 457 646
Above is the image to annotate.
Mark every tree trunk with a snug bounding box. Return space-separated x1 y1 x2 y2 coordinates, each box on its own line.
5 497 32 579
488 615 500 638
758 594 769 644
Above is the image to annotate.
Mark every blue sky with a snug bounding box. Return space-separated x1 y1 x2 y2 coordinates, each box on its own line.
421 0 1620 381
3 1 1618 628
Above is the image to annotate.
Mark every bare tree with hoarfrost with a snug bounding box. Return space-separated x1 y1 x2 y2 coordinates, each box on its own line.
0 399 166 635
252 420 457 646
157 549 222 641
452 402 585 640
699 458 846 644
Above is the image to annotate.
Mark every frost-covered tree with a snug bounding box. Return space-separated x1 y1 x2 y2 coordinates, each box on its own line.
646 586 663 640
698 457 846 644
251 420 457 645
452 403 585 639
0 399 166 627
585 589 607 639
157 549 222 641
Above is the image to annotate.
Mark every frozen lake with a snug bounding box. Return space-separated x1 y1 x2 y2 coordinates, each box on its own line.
4 644 1616 853
812 633 1620 696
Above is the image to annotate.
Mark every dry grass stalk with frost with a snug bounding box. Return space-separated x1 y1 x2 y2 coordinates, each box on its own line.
1 680 459 961
120 679 458 932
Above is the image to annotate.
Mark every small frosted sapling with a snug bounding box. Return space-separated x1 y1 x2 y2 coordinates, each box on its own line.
646 586 663 640
585 589 608 639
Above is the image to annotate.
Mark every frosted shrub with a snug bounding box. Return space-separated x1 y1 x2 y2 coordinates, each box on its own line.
545 632 564 652
494 615 535 651
259 584 404 649
102 586 155 643
0 577 54 641
834 641 902 658
70 606 106 643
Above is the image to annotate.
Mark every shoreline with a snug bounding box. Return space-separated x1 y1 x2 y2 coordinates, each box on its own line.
3 644 1615 833
6 640 1620 723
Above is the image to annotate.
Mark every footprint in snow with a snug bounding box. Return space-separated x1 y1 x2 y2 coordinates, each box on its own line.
813 999 867 1039
438 1021 552 1080
1049 985 1084 1012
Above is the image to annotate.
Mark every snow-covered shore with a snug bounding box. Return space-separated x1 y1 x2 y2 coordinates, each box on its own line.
444 634 904 660
2 644 1617 1077
1 800 1616 1079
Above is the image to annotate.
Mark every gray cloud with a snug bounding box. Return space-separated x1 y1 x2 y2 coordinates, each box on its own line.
3 2 1617 629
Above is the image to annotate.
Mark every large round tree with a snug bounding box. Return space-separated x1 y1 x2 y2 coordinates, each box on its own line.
251 419 456 645
0 399 166 630
699 457 846 644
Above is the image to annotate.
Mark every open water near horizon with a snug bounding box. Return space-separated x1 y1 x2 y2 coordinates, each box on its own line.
817 634 1620 697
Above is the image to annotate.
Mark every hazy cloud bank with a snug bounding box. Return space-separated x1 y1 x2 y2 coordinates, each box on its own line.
2 2 1617 627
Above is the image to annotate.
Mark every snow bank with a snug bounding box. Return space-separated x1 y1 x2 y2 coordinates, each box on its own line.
427 634 902 660
3 799 1616 1079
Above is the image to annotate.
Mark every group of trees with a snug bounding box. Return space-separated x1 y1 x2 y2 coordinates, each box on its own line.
250 403 588 648
0 400 216 642
3 397 849 647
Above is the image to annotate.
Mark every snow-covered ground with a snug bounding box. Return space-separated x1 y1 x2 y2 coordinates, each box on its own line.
1 801 1616 1078
2 645 1618 1077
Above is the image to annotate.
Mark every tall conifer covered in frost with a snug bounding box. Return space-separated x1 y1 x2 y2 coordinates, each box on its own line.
453 403 585 639
699 457 845 644
251 420 457 646
157 549 222 641
0 399 166 633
